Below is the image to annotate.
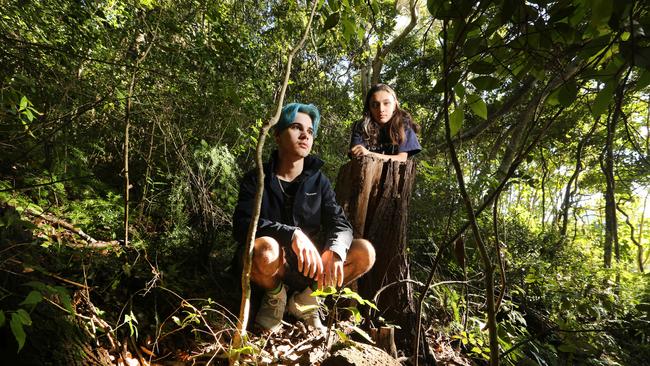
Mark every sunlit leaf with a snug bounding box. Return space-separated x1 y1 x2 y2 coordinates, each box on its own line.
350 325 374 343
312 286 336 297
467 93 487 119
335 329 348 343
341 18 355 42
591 82 616 117
19 96 28 111
344 306 361 323
450 106 464 137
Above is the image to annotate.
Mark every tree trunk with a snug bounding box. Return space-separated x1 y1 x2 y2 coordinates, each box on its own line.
602 109 618 268
335 156 417 327
359 0 418 96
558 119 598 238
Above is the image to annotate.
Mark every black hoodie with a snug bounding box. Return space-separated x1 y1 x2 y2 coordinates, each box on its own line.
232 151 353 261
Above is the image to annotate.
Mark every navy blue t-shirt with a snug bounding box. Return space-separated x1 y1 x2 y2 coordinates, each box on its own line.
350 120 422 156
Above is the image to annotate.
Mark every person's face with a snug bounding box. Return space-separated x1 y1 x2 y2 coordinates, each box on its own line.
275 112 314 159
369 90 397 124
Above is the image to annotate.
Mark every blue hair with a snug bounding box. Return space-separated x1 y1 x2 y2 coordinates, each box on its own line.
275 103 320 138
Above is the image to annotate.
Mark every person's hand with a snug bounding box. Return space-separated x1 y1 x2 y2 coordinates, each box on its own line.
291 229 323 280
318 250 344 289
350 144 370 157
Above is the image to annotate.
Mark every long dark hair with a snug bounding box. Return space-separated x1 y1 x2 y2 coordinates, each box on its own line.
359 84 419 148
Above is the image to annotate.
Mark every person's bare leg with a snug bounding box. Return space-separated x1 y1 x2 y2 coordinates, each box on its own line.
250 236 289 331
343 238 375 286
250 236 286 289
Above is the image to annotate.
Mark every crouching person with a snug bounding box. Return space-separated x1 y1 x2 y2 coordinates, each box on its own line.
232 103 376 333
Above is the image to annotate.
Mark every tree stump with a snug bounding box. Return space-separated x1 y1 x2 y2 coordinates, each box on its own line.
335 156 417 328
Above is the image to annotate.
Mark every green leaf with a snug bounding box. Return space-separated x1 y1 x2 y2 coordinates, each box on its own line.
464 37 487 57
312 286 336 297
335 329 348 343
469 61 496 74
23 108 35 122
15 309 32 326
53 286 74 313
591 82 616 117
344 306 362 323
557 81 578 107
20 291 43 307
341 18 355 41
19 96 28 111
0 310 5 327
24 281 47 291
635 70 650 90
172 315 181 326
426 0 439 16
340 287 364 303
10 313 27 352
547 81 578 107
558 343 578 353
323 12 340 31
470 76 500 90
350 325 374 343
124 311 139 338
454 84 466 98
467 93 488 119
590 0 612 28
450 106 464 137
548 4 577 23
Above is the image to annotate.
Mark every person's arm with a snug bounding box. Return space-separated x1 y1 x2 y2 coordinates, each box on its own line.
318 175 353 288
399 124 422 157
350 144 408 161
233 171 323 280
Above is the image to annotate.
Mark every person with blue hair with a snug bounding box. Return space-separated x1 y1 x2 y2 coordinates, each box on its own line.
233 103 375 333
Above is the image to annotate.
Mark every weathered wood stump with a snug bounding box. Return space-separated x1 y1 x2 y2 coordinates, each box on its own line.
370 326 398 358
335 156 417 329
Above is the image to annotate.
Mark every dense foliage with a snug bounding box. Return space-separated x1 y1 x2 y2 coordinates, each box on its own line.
1 0 648 364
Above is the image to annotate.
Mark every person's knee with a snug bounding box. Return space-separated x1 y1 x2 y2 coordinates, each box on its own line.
252 236 282 275
350 238 375 273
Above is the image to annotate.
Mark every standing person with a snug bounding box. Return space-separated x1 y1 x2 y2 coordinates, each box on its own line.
349 84 422 161
233 103 376 333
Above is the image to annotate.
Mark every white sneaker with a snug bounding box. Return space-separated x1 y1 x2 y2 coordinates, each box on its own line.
287 287 326 333
255 285 287 332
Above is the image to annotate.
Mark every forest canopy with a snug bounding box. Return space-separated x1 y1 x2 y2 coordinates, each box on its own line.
1 0 649 365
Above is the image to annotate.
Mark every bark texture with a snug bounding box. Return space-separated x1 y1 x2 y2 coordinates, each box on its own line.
335 156 417 325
